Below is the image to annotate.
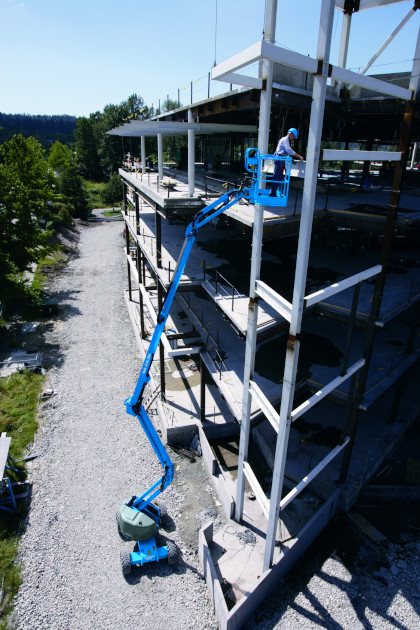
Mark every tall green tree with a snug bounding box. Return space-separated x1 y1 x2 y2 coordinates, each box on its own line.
48 140 73 172
101 172 123 207
0 135 55 300
75 94 151 179
58 165 91 220
75 116 102 180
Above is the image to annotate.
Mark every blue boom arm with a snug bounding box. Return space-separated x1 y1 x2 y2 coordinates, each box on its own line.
124 184 253 511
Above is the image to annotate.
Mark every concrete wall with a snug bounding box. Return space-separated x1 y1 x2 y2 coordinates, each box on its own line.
199 490 341 630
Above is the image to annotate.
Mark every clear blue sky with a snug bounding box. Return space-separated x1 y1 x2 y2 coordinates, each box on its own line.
1 0 418 117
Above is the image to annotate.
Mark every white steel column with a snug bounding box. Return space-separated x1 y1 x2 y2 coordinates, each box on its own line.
235 0 277 522
410 142 418 169
263 0 335 571
157 133 164 180
409 24 420 170
334 11 352 96
141 136 146 174
257 0 277 151
410 22 420 95
188 109 195 197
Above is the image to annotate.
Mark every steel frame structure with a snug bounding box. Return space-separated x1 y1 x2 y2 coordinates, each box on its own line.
219 0 418 572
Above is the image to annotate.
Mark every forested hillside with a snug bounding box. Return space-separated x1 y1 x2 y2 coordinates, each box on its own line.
0 113 77 149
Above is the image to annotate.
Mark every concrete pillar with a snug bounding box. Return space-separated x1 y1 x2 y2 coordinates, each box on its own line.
188 109 195 197
123 182 127 214
156 211 162 269
141 136 146 174
200 355 206 423
135 194 140 235
158 282 166 401
158 133 164 180
125 222 132 302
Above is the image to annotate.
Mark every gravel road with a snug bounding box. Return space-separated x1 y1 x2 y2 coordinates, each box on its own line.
12 221 219 630
12 220 420 630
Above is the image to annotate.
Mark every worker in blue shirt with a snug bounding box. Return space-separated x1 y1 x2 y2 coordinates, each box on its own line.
270 127 304 196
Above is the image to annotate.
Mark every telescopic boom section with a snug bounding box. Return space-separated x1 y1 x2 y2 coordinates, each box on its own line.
124 185 251 496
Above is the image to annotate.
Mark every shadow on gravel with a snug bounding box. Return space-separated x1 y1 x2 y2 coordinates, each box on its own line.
160 513 177 533
121 539 188 586
244 512 419 630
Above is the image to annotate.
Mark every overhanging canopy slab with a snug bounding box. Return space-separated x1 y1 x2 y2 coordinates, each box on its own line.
107 120 257 137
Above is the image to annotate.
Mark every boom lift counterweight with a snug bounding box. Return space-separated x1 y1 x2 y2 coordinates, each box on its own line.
118 148 292 574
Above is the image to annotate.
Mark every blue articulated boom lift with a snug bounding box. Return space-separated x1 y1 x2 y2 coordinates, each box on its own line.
118 148 292 575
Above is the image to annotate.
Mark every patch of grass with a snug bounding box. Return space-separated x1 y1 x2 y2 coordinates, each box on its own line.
0 538 22 621
39 249 67 268
30 246 67 299
103 208 122 217
0 371 44 459
31 270 48 294
0 370 45 625
85 180 106 208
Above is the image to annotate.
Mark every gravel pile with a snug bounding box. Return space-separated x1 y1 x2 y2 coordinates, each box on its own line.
12 222 218 630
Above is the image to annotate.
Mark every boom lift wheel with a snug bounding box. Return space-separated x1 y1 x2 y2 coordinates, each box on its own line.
120 548 132 576
167 541 180 565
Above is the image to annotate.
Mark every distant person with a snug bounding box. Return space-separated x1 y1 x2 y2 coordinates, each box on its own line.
270 128 304 196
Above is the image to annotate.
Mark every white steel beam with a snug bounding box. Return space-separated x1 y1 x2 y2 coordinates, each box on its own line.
249 380 280 432
331 65 413 99
212 40 318 83
304 265 382 308
212 34 413 103
260 40 318 73
322 149 402 161
168 346 200 357
291 359 365 422
211 42 263 82
255 280 292 322
243 462 270 519
333 65 413 99
279 437 350 511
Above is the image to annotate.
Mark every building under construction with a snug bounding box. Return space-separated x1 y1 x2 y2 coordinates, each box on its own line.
109 1 420 628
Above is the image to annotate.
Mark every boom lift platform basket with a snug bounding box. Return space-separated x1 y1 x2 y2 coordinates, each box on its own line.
244 148 292 207
117 148 293 574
